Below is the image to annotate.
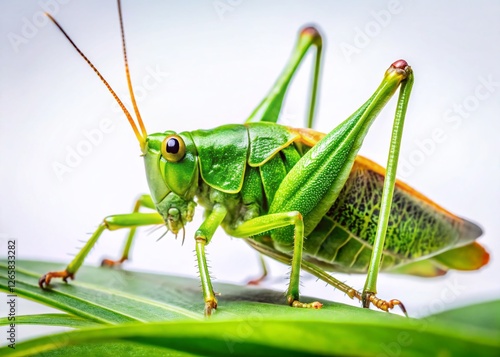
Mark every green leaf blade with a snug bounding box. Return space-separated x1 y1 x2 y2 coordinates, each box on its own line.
1 260 498 357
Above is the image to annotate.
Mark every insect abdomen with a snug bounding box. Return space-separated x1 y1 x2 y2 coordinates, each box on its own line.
303 215 379 272
303 156 481 272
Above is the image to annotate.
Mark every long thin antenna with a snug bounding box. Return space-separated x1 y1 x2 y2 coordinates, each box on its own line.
45 10 146 150
117 0 147 139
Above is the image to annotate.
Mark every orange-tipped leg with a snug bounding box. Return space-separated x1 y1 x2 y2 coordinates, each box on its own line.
101 257 128 267
247 275 266 286
204 298 218 316
38 270 74 288
363 292 408 316
291 300 323 309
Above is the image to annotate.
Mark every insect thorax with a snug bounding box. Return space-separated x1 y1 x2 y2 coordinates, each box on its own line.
195 178 262 234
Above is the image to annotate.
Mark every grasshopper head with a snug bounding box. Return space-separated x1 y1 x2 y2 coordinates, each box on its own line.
144 131 198 235
46 0 201 238
46 6 199 237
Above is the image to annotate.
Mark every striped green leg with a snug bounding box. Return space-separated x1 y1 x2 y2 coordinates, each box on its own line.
39 202 164 288
101 194 156 267
246 26 322 128
229 213 322 309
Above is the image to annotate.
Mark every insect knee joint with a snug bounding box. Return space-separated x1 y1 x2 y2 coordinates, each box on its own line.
287 211 303 223
195 236 208 244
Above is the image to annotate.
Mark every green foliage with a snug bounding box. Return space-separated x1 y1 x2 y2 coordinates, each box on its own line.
1 261 499 356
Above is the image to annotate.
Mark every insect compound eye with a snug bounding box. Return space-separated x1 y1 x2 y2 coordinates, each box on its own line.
161 134 186 162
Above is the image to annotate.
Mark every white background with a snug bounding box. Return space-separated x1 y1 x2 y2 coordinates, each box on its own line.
1 0 500 341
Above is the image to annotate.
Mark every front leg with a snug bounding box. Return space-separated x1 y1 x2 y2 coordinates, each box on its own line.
39 211 164 288
195 204 228 316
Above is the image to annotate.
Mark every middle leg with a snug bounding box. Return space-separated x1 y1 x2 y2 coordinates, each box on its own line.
229 212 322 309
